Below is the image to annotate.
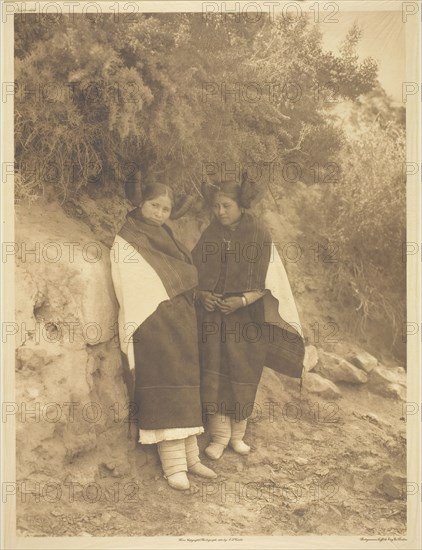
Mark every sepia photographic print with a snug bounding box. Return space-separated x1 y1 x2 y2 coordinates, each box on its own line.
1 1 421 549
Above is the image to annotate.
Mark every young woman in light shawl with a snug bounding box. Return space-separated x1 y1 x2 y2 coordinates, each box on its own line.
111 183 216 490
192 180 305 461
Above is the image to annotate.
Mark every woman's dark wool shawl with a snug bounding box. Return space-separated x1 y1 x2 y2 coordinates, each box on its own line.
117 209 202 431
192 212 272 293
118 209 198 298
192 212 305 380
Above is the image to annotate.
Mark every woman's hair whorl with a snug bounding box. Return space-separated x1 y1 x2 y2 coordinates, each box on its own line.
239 169 265 209
124 170 144 206
201 180 221 205
170 194 195 220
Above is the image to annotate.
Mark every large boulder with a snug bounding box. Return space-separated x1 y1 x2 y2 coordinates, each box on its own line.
13 200 146 486
347 351 378 373
314 352 368 384
368 366 406 400
302 372 342 400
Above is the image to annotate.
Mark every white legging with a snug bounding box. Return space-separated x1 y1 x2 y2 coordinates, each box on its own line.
208 413 247 446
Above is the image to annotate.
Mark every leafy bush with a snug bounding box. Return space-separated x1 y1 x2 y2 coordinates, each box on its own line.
323 117 406 353
15 14 377 202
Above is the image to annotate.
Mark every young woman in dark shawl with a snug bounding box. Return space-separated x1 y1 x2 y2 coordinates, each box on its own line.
111 183 216 490
192 180 305 461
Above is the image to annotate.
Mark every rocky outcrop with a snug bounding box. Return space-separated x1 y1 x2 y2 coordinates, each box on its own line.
14 201 146 486
368 366 406 401
303 346 406 402
308 348 406 401
302 372 342 400
314 352 368 384
348 351 378 373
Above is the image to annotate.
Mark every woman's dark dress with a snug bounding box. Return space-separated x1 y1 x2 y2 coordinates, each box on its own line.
192 212 304 421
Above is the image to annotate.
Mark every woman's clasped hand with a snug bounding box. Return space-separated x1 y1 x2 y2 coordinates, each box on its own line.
197 291 244 314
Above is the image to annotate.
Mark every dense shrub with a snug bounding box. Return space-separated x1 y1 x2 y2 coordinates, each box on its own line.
15 14 377 201
324 118 405 352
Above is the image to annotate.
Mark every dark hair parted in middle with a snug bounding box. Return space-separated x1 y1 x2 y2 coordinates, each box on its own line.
125 175 194 220
202 176 265 209
141 183 175 205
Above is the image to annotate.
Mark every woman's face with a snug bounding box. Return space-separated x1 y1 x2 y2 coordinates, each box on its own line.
211 193 243 226
140 194 172 226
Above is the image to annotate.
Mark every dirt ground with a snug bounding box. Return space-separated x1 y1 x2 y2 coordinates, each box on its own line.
16 369 406 538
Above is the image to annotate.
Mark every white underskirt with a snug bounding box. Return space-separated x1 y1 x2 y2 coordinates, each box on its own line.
138 426 204 445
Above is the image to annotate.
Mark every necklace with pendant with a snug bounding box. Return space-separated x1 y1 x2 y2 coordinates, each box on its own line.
222 228 232 250
223 216 241 251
